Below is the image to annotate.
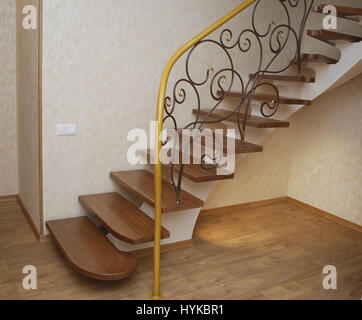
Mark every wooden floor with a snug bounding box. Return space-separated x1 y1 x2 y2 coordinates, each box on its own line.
0 198 361 300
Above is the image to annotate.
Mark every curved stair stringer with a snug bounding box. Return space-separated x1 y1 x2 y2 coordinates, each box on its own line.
108 42 362 253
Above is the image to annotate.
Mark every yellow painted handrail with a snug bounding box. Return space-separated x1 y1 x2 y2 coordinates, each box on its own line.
150 0 257 300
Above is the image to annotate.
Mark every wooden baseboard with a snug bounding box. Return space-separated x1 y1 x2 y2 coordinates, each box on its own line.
199 197 288 216
286 197 362 233
0 194 18 202
200 196 361 233
17 195 360 253
17 196 42 242
130 239 195 258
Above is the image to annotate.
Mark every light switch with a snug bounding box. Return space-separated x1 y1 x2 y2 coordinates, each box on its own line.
56 124 77 136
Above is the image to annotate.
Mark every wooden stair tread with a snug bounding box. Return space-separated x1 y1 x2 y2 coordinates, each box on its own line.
46 217 137 281
250 73 315 83
79 193 170 244
193 109 289 128
297 53 338 64
307 29 362 44
110 170 204 213
220 91 311 105
313 4 362 22
165 131 263 154
140 148 202 165
174 164 234 183
140 134 263 165
141 139 262 183
252 93 311 105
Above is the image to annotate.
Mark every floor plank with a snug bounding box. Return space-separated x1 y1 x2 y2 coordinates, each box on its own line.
0 199 361 300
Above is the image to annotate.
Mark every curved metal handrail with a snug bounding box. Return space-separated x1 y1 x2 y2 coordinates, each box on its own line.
151 0 257 300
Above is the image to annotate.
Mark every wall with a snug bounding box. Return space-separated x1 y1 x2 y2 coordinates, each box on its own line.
16 0 41 232
0 0 17 196
41 0 361 231
204 74 362 226
288 73 362 226
41 0 270 227
203 126 292 209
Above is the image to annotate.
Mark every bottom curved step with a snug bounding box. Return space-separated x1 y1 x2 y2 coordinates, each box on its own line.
46 217 137 281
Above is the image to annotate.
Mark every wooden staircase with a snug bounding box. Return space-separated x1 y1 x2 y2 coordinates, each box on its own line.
46 3 362 282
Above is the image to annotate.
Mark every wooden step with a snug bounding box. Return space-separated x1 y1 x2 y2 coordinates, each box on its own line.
250 73 315 83
296 53 338 64
140 149 232 182
110 170 204 213
252 93 311 106
168 130 263 154
173 164 234 183
140 133 263 164
214 139 263 154
140 148 202 165
141 138 262 183
313 4 362 22
307 30 362 44
46 217 137 281
220 91 312 105
79 193 170 244
193 109 289 128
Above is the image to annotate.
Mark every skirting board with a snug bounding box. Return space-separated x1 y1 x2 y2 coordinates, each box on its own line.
199 197 288 216
0 195 43 241
16 196 47 242
200 196 361 233
286 197 362 233
0 194 18 201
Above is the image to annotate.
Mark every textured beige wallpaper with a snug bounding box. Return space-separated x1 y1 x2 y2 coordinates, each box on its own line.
41 0 361 231
16 0 41 231
203 128 292 209
41 0 264 227
288 74 362 226
0 0 17 196
204 74 362 226
40 0 315 231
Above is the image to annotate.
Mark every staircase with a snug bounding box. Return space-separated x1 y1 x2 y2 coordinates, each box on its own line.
46 0 362 292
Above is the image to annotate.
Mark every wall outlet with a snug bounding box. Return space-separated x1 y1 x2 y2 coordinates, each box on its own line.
56 124 77 136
